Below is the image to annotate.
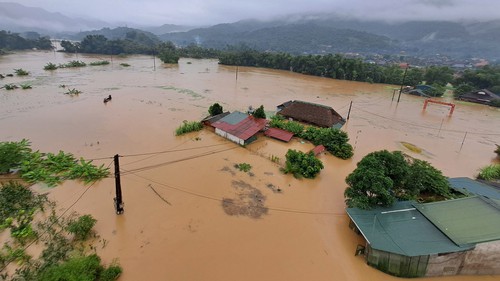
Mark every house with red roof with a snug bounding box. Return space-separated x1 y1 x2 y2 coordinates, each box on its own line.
212 111 267 145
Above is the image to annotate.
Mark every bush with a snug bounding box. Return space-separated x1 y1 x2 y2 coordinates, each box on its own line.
283 149 323 179
235 163 252 172
66 214 97 240
175 121 203 135
14 68 29 76
208 103 223 116
477 164 500 181
39 254 121 281
44 63 58 70
0 139 31 174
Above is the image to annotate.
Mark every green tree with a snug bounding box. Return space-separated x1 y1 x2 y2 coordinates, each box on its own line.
344 150 452 209
454 83 475 97
252 105 266 119
283 149 323 179
424 66 454 86
345 165 395 209
208 103 223 116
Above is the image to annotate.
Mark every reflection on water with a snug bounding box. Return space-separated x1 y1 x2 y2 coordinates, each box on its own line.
1 51 499 281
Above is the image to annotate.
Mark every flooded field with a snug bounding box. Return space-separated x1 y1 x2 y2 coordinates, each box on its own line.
1 50 500 281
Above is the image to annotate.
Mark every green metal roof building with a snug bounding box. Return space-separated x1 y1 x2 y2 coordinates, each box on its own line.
347 187 500 277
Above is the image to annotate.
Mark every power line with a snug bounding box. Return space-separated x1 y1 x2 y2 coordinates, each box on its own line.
122 168 345 216
352 105 500 136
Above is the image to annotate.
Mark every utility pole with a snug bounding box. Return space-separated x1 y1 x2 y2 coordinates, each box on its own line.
347 101 353 120
397 65 409 103
236 66 239 81
113 154 124 214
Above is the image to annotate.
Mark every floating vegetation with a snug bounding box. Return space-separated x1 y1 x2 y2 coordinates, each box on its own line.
3 83 19 90
175 120 203 136
14 68 29 76
401 141 423 154
119 63 130 67
44 62 58 70
89 60 110 66
162 86 203 99
235 163 252 172
20 83 32 90
64 88 82 96
59 60 86 68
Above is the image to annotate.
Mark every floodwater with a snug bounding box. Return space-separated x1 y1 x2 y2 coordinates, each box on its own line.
1 51 500 281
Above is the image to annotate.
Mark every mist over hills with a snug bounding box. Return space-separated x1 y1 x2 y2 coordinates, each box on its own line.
1 2 500 60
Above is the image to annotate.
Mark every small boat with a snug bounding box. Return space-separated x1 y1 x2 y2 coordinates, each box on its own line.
103 95 112 103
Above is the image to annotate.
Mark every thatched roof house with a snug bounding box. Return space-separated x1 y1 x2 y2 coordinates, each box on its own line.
276 100 345 128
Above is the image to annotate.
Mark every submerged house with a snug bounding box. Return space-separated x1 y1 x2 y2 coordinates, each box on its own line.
276 100 345 129
457 89 500 106
212 111 267 145
347 178 500 277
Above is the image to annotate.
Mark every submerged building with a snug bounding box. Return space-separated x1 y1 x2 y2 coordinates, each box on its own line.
212 111 267 145
347 178 500 277
276 100 345 129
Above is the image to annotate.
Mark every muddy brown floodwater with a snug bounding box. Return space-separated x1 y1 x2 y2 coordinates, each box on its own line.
1 51 500 281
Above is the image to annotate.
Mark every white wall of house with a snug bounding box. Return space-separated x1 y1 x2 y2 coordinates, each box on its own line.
215 128 244 145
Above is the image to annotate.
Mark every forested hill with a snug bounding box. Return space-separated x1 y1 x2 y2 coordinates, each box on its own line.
160 22 397 54
69 27 161 45
159 18 500 60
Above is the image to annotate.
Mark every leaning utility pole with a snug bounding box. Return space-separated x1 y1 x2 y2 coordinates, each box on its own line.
397 65 409 103
113 154 124 214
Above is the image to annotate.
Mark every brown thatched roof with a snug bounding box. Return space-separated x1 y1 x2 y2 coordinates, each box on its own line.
277 100 345 128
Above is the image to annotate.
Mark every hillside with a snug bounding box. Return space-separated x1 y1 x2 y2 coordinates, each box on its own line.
160 17 500 60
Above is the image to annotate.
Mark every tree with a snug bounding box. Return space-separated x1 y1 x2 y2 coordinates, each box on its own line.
252 105 266 119
344 150 452 209
283 149 323 179
208 103 223 116
454 83 475 97
424 66 454 86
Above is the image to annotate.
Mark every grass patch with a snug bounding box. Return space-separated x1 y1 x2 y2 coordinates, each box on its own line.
175 121 203 136
119 63 130 67
477 164 500 181
20 83 32 89
235 163 252 172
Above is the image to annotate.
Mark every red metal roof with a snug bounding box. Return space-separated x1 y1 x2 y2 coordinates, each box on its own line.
213 114 267 141
264 127 294 142
311 145 326 156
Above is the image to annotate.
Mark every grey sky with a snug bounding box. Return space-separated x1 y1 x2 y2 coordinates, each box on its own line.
8 0 500 26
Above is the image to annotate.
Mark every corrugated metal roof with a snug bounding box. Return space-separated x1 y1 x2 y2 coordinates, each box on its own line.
213 112 267 141
414 196 500 246
264 128 294 142
449 177 500 200
311 145 325 155
277 100 345 128
346 201 472 257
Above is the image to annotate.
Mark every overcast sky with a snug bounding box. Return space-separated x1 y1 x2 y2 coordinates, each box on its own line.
8 0 500 26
